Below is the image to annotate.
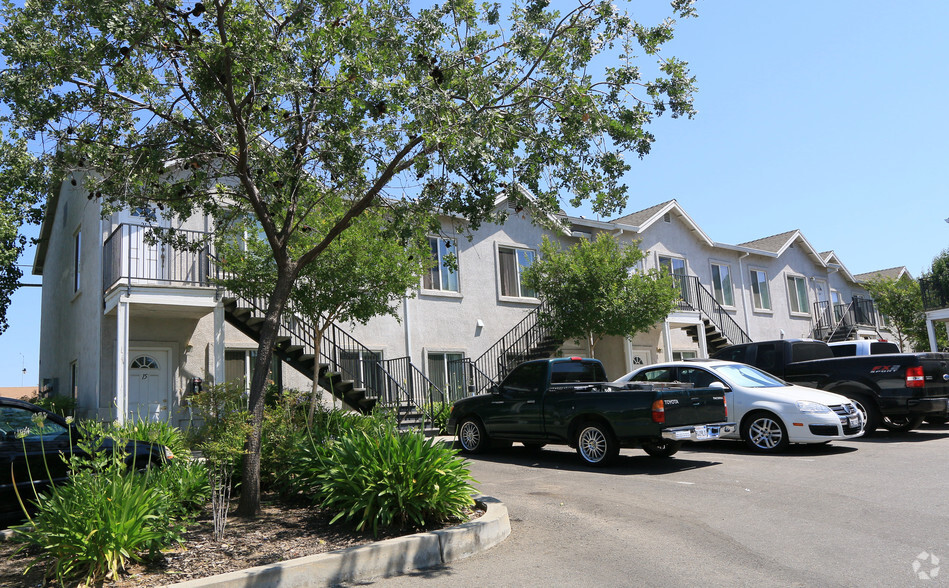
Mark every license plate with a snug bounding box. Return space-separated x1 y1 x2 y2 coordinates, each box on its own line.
695 425 708 440
848 416 858 427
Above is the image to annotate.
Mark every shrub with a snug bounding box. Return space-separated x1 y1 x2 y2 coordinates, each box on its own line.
188 383 252 541
315 429 477 537
22 393 76 417
260 387 310 495
110 417 190 460
275 404 386 500
13 419 187 585
426 401 452 435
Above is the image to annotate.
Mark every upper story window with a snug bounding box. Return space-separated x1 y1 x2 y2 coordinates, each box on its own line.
710 262 734 307
658 255 686 275
131 205 158 222
498 246 536 298
423 237 459 292
787 274 809 315
750 269 772 311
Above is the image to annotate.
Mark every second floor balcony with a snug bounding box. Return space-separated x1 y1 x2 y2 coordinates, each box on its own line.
921 276 949 312
102 224 215 293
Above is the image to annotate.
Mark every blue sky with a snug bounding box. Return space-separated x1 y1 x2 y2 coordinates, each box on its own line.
1 0 947 386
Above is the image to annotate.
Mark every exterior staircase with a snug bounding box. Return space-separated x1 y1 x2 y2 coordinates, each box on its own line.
454 304 563 396
220 291 444 433
672 275 752 353
812 298 880 343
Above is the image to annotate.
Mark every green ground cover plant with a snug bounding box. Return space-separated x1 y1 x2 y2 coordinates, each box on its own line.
12 418 198 585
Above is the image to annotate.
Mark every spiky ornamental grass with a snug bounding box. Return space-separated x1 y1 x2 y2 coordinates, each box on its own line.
316 430 477 537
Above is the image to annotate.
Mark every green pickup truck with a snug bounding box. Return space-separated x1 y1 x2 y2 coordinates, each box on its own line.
447 357 735 466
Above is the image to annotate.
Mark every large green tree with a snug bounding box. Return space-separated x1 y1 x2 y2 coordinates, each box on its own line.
522 233 678 357
0 0 697 515
215 200 431 420
0 131 46 334
865 275 949 352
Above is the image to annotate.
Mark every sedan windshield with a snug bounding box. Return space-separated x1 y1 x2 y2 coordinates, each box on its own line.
712 364 787 388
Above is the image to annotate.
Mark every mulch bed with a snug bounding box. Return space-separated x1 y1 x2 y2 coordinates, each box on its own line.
0 497 482 587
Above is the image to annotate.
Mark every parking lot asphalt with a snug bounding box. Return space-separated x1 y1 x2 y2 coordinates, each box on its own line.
352 424 949 587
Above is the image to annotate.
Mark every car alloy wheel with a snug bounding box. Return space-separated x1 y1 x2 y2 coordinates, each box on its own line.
575 422 618 466
458 418 488 454
742 412 789 452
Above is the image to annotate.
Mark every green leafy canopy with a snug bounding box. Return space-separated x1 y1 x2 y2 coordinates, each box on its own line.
522 232 678 357
0 0 697 514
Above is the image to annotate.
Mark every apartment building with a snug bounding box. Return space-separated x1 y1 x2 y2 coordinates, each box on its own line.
33 176 900 424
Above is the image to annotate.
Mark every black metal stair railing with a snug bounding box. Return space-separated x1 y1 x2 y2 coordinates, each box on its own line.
671 275 752 346
812 298 878 342
460 303 560 396
208 254 440 424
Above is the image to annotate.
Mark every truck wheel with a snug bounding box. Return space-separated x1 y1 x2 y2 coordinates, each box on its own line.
642 439 681 458
881 415 925 433
741 411 789 453
575 422 619 466
458 418 489 454
849 396 881 434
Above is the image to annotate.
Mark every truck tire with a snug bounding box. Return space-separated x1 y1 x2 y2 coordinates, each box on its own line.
642 439 681 458
741 411 790 453
881 415 926 433
575 421 619 466
458 417 489 454
848 395 881 434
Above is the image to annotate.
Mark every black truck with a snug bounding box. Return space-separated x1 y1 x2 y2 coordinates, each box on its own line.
447 357 735 466
711 339 949 433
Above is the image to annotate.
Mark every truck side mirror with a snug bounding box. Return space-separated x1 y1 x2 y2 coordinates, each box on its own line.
488 385 500 395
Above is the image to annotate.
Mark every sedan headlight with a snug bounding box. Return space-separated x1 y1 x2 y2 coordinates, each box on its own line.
796 400 833 414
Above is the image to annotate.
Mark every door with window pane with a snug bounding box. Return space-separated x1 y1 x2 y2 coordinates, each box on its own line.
339 350 384 399
659 256 690 306
428 352 465 401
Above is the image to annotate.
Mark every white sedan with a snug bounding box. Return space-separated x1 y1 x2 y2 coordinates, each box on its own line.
615 359 864 452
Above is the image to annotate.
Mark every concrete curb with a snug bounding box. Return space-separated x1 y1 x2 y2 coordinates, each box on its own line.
164 495 510 588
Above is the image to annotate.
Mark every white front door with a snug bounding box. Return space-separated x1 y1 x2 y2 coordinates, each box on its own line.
128 348 170 422
626 346 653 373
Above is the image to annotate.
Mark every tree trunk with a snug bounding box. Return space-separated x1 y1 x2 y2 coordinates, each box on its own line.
235 268 296 518
307 329 325 428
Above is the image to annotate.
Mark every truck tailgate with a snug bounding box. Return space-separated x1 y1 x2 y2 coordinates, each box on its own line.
659 387 728 426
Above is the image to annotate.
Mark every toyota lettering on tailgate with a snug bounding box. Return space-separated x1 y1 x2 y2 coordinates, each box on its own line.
870 365 901 374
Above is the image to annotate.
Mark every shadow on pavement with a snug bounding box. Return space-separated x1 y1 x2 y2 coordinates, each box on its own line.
458 444 725 476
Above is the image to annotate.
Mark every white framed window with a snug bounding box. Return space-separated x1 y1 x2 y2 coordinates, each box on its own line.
658 255 686 275
672 350 698 361
710 262 734 307
423 237 459 292
498 245 536 298
787 274 809 315
73 229 82 293
749 269 772 311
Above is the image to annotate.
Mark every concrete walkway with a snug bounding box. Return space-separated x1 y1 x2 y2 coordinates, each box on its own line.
166 495 510 588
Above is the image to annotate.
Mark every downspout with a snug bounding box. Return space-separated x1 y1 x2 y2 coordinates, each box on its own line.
403 295 413 364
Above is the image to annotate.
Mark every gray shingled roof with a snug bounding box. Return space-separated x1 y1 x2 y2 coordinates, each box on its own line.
610 200 675 227
737 230 799 253
854 267 910 282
